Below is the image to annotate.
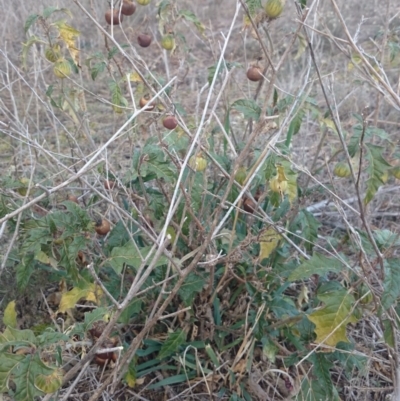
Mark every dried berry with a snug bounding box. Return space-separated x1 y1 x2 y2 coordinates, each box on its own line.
138 33 152 48
246 66 263 82
95 219 111 236
105 9 123 25
163 116 178 130
121 0 136 16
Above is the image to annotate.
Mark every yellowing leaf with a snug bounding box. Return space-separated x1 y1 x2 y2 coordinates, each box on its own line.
55 21 80 66
125 369 136 388
58 283 103 313
321 118 336 131
35 250 50 265
3 300 17 328
307 289 358 349
34 368 63 393
128 71 142 82
294 33 307 60
259 228 281 261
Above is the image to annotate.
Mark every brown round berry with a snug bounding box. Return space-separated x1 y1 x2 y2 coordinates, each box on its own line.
67 194 79 204
246 66 263 82
163 116 178 130
243 197 256 213
95 219 111 236
139 96 155 111
121 0 136 16
105 9 123 25
137 33 152 48
104 180 116 190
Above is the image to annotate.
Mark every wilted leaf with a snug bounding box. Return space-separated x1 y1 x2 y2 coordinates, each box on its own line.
3 301 17 328
307 288 358 348
259 228 281 261
288 253 344 281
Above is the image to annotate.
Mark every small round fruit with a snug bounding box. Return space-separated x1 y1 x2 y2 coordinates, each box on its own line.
121 0 136 16
95 219 111 236
53 59 71 79
163 116 178 130
139 96 155 110
333 162 351 178
104 180 116 190
17 177 30 196
235 167 247 185
105 9 123 25
137 33 152 48
243 197 256 213
247 66 263 82
189 155 207 172
67 194 79 204
137 0 150 5
161 34 175 51
45 44 61 63
265 0 285 19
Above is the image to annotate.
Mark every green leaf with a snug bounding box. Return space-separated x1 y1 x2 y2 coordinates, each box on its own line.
42 7 72 19
158 330 187 360
148 372 196 390
118 299 143 324
36 331 68 347
0 326 37 348
309 352 333 398
307 288 358 347
383 319 395 347
178 273 205 305
0 353 25 392
24 14 40 33
12 353 56 401
110 242 168 274
285 108 304 147
231 99 261 121
291 209 320 251
288 253 344 281
298 375 341 401
91 61 106 81
364 144 391 204
83 307 110 331
382 259 400 310
207 62 241 86
22 35 44 70
179 10 205 35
